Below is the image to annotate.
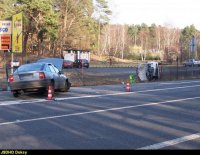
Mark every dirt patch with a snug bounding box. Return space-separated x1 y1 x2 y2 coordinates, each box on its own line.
66 71 130 87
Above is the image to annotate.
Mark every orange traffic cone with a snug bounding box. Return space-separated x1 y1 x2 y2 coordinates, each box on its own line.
126 81 131 92
47 86 53 100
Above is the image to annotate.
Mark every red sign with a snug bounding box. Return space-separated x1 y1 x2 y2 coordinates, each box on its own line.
0 34 11 50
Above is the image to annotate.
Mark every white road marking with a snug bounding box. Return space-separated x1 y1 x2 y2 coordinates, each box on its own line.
160 80 200 85
55 84 200 101
160 83 175 85
1 84 200 106
0 96 200 126
0 99 46 106
138 133 200 150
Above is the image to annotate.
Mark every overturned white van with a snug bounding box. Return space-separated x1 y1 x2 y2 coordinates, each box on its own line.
136 61 160 82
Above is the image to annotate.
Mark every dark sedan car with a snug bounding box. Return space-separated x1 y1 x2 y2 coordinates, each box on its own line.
9 58 71 97
63 60 74 68
73 59 89 68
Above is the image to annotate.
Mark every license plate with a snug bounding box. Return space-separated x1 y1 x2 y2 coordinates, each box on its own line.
19 74 33 80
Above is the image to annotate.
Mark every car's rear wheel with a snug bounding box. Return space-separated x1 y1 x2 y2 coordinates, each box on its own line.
38 88 46 95
13 91 20 97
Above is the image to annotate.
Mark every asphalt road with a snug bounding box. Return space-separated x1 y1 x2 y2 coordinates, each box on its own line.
0 79 200 149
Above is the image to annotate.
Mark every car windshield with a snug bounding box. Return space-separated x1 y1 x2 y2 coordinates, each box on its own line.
15 63 44 73
75 60 81 63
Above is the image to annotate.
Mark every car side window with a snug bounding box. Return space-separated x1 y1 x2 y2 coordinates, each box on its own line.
52 65 60 74
44 65 51 72
49 64 56 73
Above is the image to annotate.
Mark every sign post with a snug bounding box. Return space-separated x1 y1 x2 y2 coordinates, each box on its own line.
190 35 197 58
0 20 12 91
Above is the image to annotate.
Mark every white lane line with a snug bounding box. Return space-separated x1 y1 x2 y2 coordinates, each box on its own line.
0 96 200 126
138 133 200 150
0 99 46 106
55 84 200 101
1 84 200 106
160 80 200 85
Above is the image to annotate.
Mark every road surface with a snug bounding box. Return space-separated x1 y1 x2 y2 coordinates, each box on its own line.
0 79 199 149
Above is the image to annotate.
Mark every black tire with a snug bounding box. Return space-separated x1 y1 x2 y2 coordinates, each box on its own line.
67 81 71 91
61 81 67 92
61 81 71 92
13 91 20 97
38 89 46 95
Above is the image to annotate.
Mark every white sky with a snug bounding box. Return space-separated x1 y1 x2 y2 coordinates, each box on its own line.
108 0 200 30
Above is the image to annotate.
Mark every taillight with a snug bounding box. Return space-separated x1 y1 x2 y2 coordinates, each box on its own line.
39 72 46 79
9 75 14 82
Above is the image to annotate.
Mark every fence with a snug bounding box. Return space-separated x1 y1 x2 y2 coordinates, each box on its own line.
160 67 200 81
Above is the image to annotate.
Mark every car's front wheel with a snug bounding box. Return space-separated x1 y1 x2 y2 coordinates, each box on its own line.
61 80 71 92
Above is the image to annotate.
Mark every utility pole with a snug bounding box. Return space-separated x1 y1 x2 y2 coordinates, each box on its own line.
98 18 100 55
190 35 197 59
11 51 13 74
176 56 179 80
180 38 183 63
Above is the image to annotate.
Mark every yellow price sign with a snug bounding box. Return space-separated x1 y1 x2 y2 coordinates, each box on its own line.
12 12 23 53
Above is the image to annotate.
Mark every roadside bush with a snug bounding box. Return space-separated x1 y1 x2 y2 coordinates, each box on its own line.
146 52 160 60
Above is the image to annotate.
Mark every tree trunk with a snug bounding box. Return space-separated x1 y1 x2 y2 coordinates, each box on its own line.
98 20 101 55
22 18 32 63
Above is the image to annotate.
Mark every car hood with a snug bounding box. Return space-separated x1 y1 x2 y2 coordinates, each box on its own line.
37 58 64 71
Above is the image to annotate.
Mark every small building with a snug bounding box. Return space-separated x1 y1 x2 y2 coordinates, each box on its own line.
63 49 90 62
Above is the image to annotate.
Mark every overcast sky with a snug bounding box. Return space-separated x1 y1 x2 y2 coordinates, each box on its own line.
108 0 200 30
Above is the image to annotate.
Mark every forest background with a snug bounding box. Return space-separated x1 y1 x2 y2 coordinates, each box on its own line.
0 0 200 65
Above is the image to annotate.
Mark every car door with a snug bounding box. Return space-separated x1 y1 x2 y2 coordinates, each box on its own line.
48 64 61 89
52 64 65 89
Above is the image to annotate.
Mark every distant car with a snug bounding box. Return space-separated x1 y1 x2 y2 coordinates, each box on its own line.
183 59 200 67
73 59 82 68
63 60 74 68
9 58 71 97
82 59 90 68
73 59 89 68
6 60 20 69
